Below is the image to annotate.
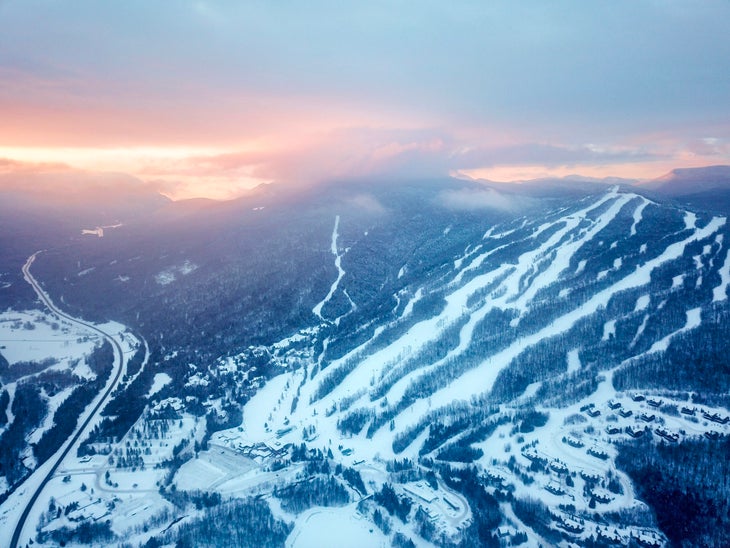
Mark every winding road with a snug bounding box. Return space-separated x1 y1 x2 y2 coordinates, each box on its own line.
9 252 127 548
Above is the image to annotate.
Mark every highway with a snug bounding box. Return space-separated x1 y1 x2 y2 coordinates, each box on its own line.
9 252 127 548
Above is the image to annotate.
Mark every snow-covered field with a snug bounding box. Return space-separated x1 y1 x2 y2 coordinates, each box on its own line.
0 310 100 368
286 504 390 548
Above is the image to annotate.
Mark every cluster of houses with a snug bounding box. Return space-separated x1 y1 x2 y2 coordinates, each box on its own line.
490 390 727 546
577 393 729 448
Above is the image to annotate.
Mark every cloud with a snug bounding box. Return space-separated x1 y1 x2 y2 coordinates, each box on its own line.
0 158 166 199
145 129 665 187
0 157 72 174
345 193 386 215
437 187 530 212
1 1 729 150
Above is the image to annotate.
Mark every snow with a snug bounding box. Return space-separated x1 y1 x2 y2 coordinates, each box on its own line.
575 259 587 275
155 271 176 285
632 315 649 347
155 261 197 285
146 373 172 398
511 191 633 309
287 504 390 548
175 446 258 492
313 215 348 320
634 295 650 312
671 274 684 289
226 192 729 473
566 349 581 374
630 199 648 237
163 190 729 547
713 245 730 302
648 307 702 353
179 260 198 275
401 288 423 318
0 310 100 370
639 243 647 253
602 320 616 341
452 241 510 285
27 386 75 445
409 209 726 421
0 306 137 548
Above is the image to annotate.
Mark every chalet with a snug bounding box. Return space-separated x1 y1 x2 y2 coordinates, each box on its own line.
607 400 621 410
587 447 609 460
564 436 584 448
632 393 645 402
521 449 547 465
587 408 601 418
605 426 621 435
646 398 663 408
654 428 679 442
580 403 595 412
704 430 721 440
639 413 655 423
626 425 645 438
618 408 633 418
485 471 506 487
702 411 730 424
597 528 624 544
631 531 664 548
681 406 696 416
580 470 601 483
545 483 565 496
556 517 584 534
550 460 568 474
496 526 513 539
591 490 613 504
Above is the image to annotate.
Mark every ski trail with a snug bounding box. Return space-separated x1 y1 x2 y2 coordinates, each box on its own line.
512 192 633 309
630 198 649 237
631 315 649 348
313 215 346 320
566 349 581 374
391 215 726 426
713 240 730 302
647 307 702 353
321 191 632 410
312 264 513 406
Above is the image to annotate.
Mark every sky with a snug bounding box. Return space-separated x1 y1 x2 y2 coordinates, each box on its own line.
1 0 729 200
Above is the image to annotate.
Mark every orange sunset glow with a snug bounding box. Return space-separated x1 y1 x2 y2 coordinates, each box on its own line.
1 2 729 199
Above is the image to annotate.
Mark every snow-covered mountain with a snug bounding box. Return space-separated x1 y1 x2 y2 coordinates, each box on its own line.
1 177 729 547
640 165 730 196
